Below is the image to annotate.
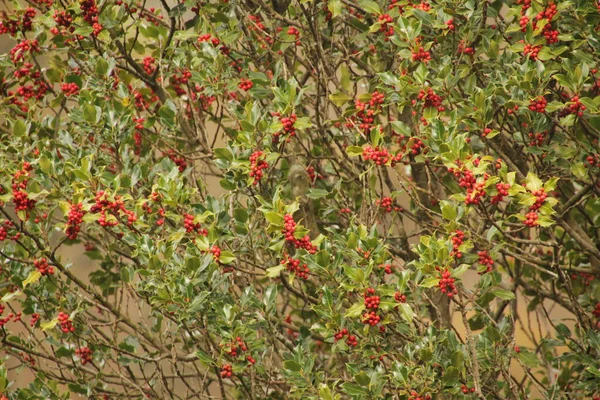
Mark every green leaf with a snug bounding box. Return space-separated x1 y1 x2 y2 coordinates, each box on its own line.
329 91 352 106
420 277 440 288
219 251 236 264
441 201 457 220
196 350 213 365
451 264 470 278
120 266 134 283
525 172 543 191
13 119 26 137
359 0 381 14
345 302 366 318
39 155 52 174
518 351 539 368
284 360 302 372
266 264 285 278
319 384 335 400
265 211 284 224
491 289 515 300
342 383 369 396
83 104 98 123
443 366 459 386
346 146 363 157
399 303 414 323
306 189 328 199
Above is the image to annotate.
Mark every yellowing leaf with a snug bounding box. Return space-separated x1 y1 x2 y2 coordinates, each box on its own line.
23 270 42 288
41 318 59 331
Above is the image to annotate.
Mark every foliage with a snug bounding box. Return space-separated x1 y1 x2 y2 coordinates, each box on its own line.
1 0 600 399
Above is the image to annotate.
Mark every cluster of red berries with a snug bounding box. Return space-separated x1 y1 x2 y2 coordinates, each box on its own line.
170 69 192 96
334 328 358 347
76 347 93 365
517 0 532 13
461 384 476 394
376 197 400 212
412 47 431 63
306 166 323 183
142 56 156 75
0 306 22 328
10 39 40 63
282 214 317 253
477 251 494 274
528 189 547 211
2 7 36 35
12 162 36 213
340 207 351 214
197 33 221 46
346 97 381 133
164 150 187 172
210 245 221 261
30 313 40 327
592 302 600 319
61 82 80 97
414 88 444 111
278 113 298 140
378 14 394 40
79 0 102 36
408 391 432 400
90 190 137 228
34 258 54 276
51 10 75 35
522 43 542 60
491 182 510 204
409 138 426 155
482 127 493 137
528 131 548 146
246 15 274 49
559 95 585 118
58 311 75 333
380 263 393 274
65 203 85 240
0 220 19 242
369 91 385 108
528 96 547 113
238 78 253 91
537 3 559 44
287 26 300 46
281 255 310 280
220 364 233 378
362 310 381 326
451 230 465 258
524 211 539 227
446 18 456 31
362 146 402 167
249 151 269 185
570 272 594 286
395 292 407 303
507 104 520 115
364 288 380 310
465 179 487 205
438 268 457 297
183 213 208 236
132 117 144 155
586 154 600 168
227 336 248 357
458 40 475 55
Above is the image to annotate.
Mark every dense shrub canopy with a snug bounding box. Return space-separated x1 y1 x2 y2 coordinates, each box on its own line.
1 0 600 399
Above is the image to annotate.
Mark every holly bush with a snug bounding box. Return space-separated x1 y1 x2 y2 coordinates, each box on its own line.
1 0 600 398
